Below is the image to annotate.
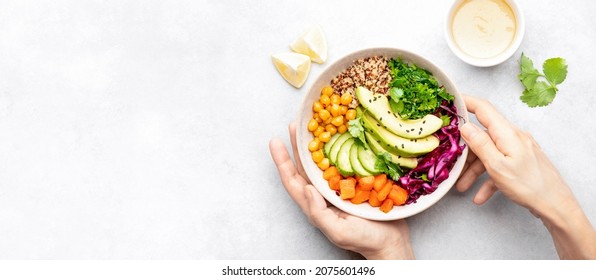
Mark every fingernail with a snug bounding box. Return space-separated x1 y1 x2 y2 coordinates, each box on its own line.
461 123 480 141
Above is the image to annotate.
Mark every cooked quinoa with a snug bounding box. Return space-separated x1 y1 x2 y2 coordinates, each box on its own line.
330 56 391 108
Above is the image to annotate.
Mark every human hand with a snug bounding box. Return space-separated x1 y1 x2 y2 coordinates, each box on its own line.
454 95 577 216
455 96 596 259
269 123 414 260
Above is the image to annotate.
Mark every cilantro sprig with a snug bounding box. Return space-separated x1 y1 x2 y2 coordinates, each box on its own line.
387 58 453 119
348 117 367 147
518 53 568 107
347 112 403 180
374 152 403 181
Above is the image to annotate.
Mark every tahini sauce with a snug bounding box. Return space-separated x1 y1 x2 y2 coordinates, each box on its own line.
451 0 516 58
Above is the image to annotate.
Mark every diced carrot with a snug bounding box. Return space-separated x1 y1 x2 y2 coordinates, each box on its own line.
388 185 408 206
373 174 387 192
368 190 382 207
350 188 371 204
377 180 393 201
328 175 341 191
380 199 394 213
345 176 357 185
323 166 340 180
357 176 375 191
339 178 357 199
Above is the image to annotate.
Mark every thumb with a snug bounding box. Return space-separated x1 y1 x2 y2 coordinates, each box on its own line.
461 123 502 165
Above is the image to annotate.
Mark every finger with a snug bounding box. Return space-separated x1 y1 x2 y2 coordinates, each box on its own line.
289 122 307 179
464 95 522 156
455 157 486 192
523 130 542 149
473 178 498 205
460 150 478 175
269 138 310 211
460 123 504 167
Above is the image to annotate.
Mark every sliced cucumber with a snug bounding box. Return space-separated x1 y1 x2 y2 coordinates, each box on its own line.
324 133 341 157
365 132 418 169
357 145 383 174
337 138 355 176
350 143 374 177
329 133 352 165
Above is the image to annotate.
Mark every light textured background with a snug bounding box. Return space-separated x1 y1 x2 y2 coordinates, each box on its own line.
0 0 595 259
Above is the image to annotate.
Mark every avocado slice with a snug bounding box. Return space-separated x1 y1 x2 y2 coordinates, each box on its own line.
361 112 439 157
355 87 443 139
336 138 355 176
349 143 374 177
365 132 418 169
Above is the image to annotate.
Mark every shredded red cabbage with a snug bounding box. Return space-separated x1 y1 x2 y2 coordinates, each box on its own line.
399 101 465 204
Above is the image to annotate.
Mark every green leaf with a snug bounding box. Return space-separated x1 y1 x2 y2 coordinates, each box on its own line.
389 87 403 101
518 53 568 108
348 118 368 149
440 115 451 127
518 53 541 88
543 57 567 85
520 81 557 107
375 152 403 181
389 99 403 114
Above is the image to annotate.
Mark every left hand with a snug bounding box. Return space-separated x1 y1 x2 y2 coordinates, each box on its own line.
269 123 414 259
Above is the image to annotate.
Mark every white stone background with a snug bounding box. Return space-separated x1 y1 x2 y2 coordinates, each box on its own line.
0 0 594 259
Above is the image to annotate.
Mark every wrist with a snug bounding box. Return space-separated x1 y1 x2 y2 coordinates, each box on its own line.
360 240 415 260
530 181 578 225
535 194 596 259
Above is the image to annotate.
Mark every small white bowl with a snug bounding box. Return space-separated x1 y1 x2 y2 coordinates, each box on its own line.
445 0 525 67
296 48 469 221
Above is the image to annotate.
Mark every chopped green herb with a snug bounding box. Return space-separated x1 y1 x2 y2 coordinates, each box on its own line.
387 58 453 120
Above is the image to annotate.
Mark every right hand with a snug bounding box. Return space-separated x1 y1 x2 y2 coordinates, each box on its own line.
454 95 577 218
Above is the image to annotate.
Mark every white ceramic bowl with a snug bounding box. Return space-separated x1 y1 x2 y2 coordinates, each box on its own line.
445 0 525 67
296 48 469 221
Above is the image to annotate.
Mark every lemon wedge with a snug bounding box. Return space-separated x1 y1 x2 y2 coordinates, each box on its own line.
290 25 328 64
271 52 311 88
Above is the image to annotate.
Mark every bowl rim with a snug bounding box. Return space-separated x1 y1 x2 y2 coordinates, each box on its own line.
296 47 469 221
444 0 525 67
